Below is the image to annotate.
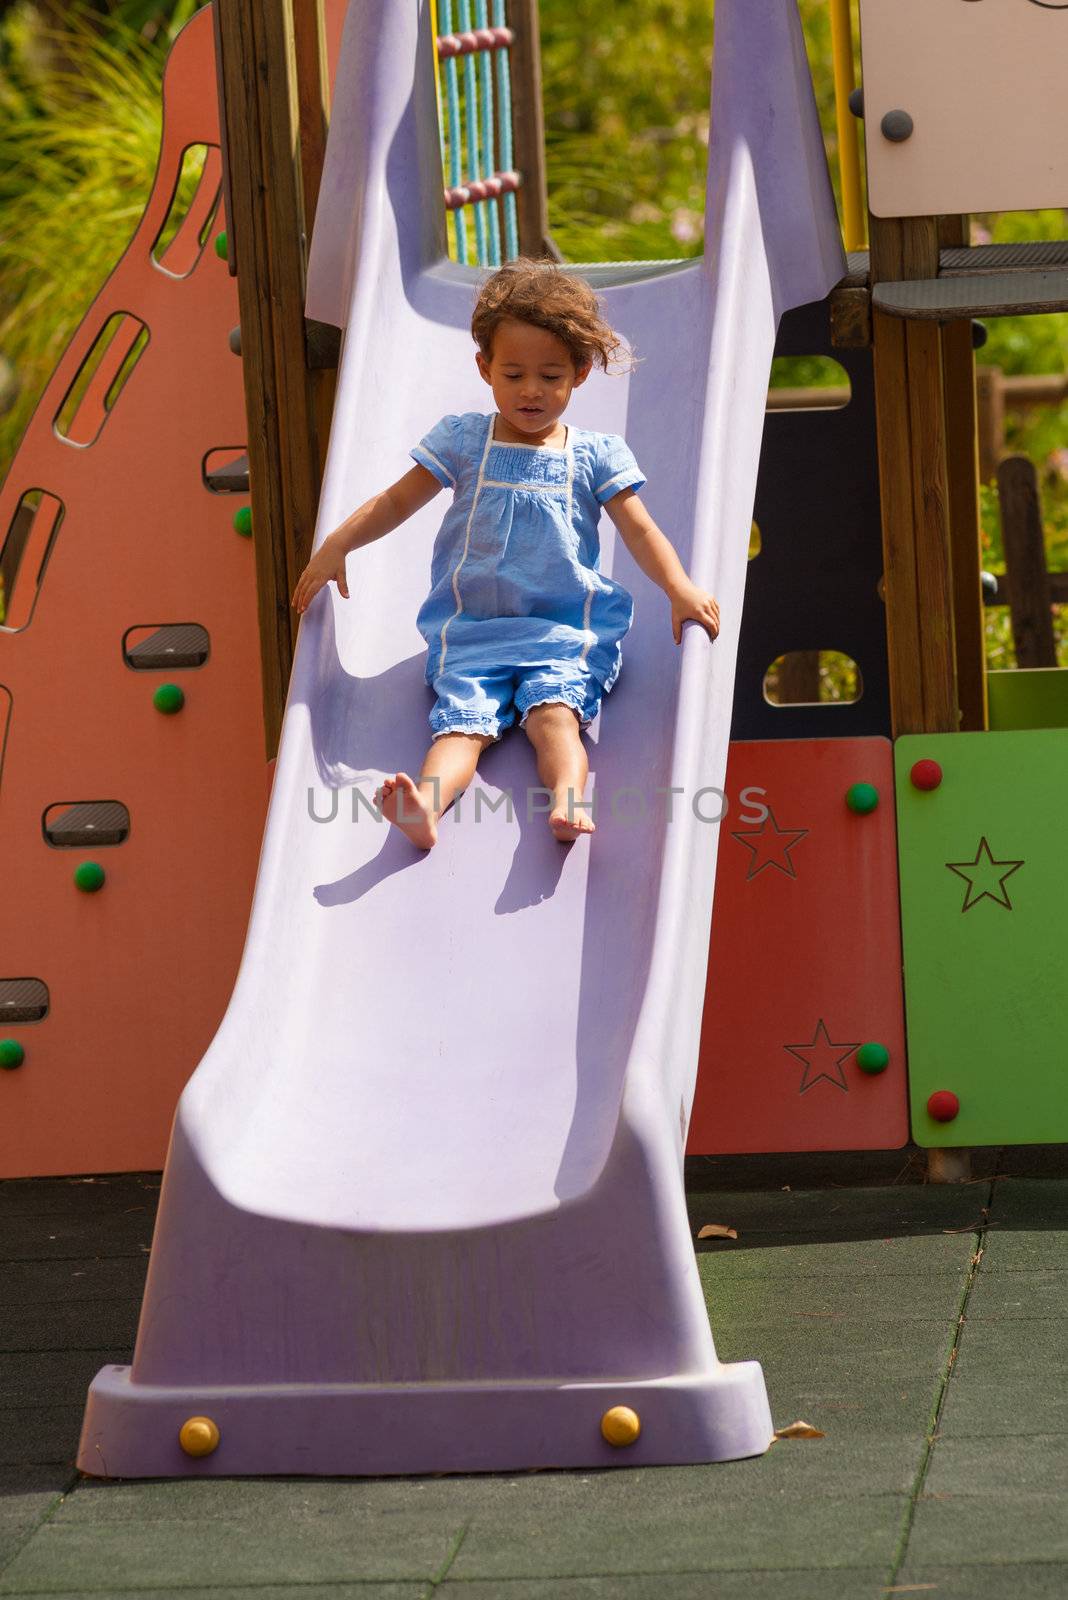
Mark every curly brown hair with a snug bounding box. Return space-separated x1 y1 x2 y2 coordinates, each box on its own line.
471 258 633 373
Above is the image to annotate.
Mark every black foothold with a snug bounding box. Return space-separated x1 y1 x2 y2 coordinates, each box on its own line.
880 109 914 143
971 320 988 350
981 570 999 604
228 326 242 356
848 87 864 118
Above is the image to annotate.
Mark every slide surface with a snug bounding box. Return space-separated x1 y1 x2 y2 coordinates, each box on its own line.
78 0 845 1477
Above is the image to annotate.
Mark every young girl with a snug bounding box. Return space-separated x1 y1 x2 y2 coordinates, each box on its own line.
291 259 720 848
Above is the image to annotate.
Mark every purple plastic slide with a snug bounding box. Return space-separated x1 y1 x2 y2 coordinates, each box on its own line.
78 0 844 1477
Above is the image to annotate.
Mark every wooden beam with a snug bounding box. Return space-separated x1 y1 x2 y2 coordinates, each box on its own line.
908 317 958 731
775 651 821 704
869 214 958 734
975 365 1005 484
215 0 331 759
998 456 1058 668
507 1 558 259
292 1 338 490
939 215 987 733
941 317 987 730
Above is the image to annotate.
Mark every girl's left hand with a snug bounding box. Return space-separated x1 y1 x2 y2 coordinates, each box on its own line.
670 582 720 644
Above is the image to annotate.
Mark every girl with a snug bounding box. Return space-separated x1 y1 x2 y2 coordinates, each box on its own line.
291 259 720 848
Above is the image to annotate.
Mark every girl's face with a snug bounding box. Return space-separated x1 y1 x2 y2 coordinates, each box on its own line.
475 318 590 442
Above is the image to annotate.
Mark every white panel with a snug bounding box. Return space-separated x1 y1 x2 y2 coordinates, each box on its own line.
860 0 1068 218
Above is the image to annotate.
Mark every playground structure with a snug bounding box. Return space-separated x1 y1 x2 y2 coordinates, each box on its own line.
0 0 1064 1475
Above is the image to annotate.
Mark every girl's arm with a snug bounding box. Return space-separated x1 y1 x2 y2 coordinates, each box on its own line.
291 465 442 613
603 487 721 644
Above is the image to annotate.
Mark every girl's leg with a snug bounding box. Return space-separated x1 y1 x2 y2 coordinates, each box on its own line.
522 702 593 842
376 731 495 849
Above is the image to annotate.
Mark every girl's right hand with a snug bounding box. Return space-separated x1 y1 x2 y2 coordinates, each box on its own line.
291 534 350 613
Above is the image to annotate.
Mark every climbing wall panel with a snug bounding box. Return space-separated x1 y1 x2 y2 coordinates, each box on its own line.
0 2 346 1177
688 738 908 1155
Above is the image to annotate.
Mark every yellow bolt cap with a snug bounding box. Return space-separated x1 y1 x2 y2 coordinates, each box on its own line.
179 1416 220 1457
601 1405 641 1447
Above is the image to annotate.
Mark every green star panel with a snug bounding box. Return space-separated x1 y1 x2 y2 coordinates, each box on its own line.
987 668 1068 732
895 730 1068 1147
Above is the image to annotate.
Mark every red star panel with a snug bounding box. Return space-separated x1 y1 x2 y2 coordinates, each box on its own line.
687 738 909 1154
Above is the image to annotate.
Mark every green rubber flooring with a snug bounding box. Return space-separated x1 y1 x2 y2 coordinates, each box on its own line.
2 1146 1066 1599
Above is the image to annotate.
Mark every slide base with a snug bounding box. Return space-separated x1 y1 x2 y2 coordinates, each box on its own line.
77 1362 774 1478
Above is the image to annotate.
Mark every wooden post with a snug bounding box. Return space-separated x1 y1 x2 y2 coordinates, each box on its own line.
975 365 1005 485
776 651 821 703
292 2 338 490
869 214 958 735
939 216 988 733
507 1 558 259
998 455 1057 668
215 0 332 759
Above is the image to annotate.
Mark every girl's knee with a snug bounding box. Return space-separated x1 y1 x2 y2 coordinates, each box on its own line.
522 700 582 740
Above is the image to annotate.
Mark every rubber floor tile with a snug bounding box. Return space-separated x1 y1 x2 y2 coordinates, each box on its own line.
444 1486 906 1579
891 1565 1068 1599
440 1570 890 1599
905 1493 1068 1565
966 1268 1068 1320
0 1260 148 1307
708 1272 968 1327
923 1434 1068 1499
0 1515 459 1592
688 1187 985 1239
0 1588 420 1600
697 1235 977 1279
0 1410 85 1469
936 1318 1068 1437
0 1300 145 1355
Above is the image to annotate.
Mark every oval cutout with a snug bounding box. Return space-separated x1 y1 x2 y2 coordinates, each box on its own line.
1 490 64 632
0 978 49 1024
54 312 149 447
767 356 851 411
764 650 863 705
0 684 10 792
151 143 222 278
748 520 762 559
43 801 130 848
202 449 250 494
123 623 210 670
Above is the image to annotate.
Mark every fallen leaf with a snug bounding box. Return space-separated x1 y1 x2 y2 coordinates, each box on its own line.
697 1224 738 1240
773 1420 825 1441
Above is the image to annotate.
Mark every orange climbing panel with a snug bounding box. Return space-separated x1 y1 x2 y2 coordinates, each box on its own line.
0 2 344 1177
687 738 909 1156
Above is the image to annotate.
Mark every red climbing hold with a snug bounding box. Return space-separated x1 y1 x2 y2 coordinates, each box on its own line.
910 758 943 791
927 1089 960 1123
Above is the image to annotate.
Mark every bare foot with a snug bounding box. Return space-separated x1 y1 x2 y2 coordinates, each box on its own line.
549 793 595 844
375 772 438 849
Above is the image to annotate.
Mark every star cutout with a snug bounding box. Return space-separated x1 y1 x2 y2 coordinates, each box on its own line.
945 837 1024 912
731 806 809 881
784 1019 860 1094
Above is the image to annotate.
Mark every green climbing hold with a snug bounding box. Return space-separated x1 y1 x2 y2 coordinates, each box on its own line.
233 505 253 538
845 782 879 814
153 683 185 715
74 861 106 893
214 229 229 261
856 1041 890 1075
0 1039 25 1070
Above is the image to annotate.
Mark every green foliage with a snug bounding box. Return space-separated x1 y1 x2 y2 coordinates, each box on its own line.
539 0 853 265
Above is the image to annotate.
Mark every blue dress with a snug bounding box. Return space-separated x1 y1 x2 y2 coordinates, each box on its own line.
410 411 646 742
